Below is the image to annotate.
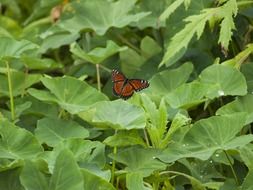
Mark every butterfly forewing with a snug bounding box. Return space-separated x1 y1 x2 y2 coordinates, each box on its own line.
111 69 126 82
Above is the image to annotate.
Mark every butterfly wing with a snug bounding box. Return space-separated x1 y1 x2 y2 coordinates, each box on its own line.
112 69 128 97
119 81 135 99
111 69 149 99
128 79 149 92
111 69 126 82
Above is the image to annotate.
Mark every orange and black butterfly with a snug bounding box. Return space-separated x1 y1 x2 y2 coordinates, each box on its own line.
111 69 149 99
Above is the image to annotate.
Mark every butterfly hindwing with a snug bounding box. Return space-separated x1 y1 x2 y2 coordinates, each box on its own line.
128 79 149 92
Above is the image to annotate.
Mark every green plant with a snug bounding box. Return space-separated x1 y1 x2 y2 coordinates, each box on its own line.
0 0 253 189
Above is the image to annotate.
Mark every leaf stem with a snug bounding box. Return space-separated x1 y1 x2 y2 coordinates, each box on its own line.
143 128 150 147
111 130 118 185
223 150 239 185
6 61 15 121
96 64 101 92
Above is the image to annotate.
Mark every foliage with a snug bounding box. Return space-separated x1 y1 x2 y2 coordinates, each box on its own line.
0 0 253 189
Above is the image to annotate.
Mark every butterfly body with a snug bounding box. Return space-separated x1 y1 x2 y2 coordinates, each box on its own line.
111 69 149 99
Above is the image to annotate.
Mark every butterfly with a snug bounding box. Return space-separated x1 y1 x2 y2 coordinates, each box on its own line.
111 69 149 99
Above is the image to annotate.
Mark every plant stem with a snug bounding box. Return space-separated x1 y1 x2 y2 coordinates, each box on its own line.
96 64 101 92
223 150 239 185
111 130 118 185
6 61 15 121
143 128 150 147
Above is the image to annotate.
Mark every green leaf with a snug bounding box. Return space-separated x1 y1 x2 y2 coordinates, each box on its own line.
0 71 41 97
22 56 63 70
160 0 238 67
70 40 127 64
160 9 211 67
165 82 209 109
218 0 237 50
51 0 150 35
140 95 168 148
199 64 247 98
0 168 24 190
216 94 253 124
159 0 185 22
49 149 83 190
241 171 253 190
0 119 43 159
0 37 38 59
40 32 80 53
41 139 105 173
78 100 146 130
223 43 253 68
120 36 161 76
24 0 62 24
126 172 145 190
239 145 253 171
109 146 166 177
20 160 48 190
28 76 108 114
146 62 193 100
158 113 252 162
35 117 89 147
103 130 146 147
81 169 116 190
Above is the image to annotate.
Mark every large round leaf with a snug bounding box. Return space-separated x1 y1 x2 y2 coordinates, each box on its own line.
158 113 253 163
78 99 146 130
28 76 108 114
146 62 193 100
0 119 43 159
35 118 89 147
50 0 150 35
199 64 247 98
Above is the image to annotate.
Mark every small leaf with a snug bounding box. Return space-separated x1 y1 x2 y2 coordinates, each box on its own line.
0 71 41 97
22 56 63 70
104 130 146 147
0 37 38 59
216 94 253 124
165 82 209 109
70 40 127 64
81 169 116 190
78 100 146 130
35 117 89 147
28 76 108 114
109 146 166 177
